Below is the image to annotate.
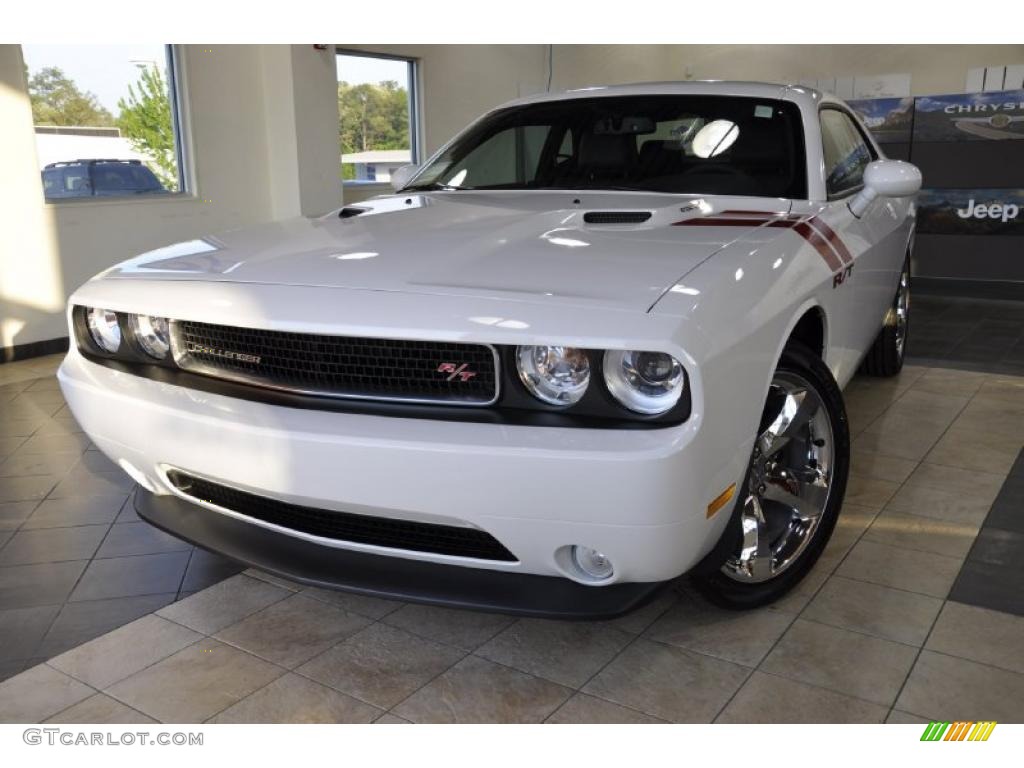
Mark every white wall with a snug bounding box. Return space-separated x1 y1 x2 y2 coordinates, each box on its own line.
549 45 1024 97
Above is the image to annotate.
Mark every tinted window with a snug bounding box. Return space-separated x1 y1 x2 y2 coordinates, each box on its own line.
820 109 874 197
62 166 90 194
91 164 164 193
409 96 807 199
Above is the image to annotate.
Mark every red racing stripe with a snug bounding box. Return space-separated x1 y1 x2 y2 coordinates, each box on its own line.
807 217 854 265
794 222 843 271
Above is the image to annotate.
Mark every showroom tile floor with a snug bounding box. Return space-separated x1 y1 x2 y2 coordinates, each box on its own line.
1 350 1023 723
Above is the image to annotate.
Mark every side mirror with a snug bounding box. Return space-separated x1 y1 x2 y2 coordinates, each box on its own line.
390 164 419 192
849 160 922 218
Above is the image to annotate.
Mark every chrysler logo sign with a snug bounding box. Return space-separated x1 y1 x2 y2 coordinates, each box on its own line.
957 199 1021 223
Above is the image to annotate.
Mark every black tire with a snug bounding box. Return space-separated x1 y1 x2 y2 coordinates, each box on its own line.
860 255 910 377
691 342 850 610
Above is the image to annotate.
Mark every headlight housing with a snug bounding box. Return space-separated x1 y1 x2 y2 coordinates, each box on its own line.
603 349 685 414
129 314 171 359
515 345 590 406
86 308 122 353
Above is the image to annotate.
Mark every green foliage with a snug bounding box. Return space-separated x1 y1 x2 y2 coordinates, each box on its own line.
117 67 178 191
338 80 409 158
28 66 114 127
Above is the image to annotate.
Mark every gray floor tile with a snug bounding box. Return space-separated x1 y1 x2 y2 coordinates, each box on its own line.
95 521 191 559
476 617 633 688
107 639 283 723
803 576 943 646
37 593 177 658
69 551 191 602
394 655 571 724
21 495 127 529
215 593 371 669
0 475 58 503
761 619 918 706
547 692 667 723
862 509 979 560
0 525 109 567
49 614 202 689
300 585 403 619
896 650 1024 722
969 527 1024 569
0 501 37 531
645 594 795 667
0 451 82 478
948 560 1024 616
157 573 290 634
0 560 88 609
16 433 89 455
886 462 1006 526
582 638 749 723
926 601 1024 675
837 539 963 598
0 657 28 683
49 470 133 499
0 663 94 723
0 604 61 661
716 671 888 723
45 693 156 724
296 622 464 709
208 673 381 724
382 603 515 651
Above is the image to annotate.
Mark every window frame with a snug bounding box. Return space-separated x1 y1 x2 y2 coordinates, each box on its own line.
335 48 421 191
818 105 878 201
33 44 191 205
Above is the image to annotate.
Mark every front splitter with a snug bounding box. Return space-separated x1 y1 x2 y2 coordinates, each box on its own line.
135 488 667 619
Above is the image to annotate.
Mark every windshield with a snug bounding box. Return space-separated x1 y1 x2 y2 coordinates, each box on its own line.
407 95 807 198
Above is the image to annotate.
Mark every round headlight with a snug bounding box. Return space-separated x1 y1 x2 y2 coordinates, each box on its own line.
603 350 685 415
130 314 170 359
86 308 122 353
516 345 590 406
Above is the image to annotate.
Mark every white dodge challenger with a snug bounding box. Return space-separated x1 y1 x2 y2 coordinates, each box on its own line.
59 82 921 616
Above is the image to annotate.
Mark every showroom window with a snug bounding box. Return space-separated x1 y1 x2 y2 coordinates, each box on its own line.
336 51 419 188
820 108 874 199
23 44 186 202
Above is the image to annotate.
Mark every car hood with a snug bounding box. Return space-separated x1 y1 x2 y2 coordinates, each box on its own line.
103 191 791 313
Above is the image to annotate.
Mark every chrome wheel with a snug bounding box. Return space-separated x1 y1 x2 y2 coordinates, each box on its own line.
722 372 835 583
890 264 910 359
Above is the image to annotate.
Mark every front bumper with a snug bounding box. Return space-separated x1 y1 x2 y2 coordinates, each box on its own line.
58 348 744 600
135 488 664 618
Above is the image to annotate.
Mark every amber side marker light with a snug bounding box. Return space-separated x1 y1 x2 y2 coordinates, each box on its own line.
707 483 736 519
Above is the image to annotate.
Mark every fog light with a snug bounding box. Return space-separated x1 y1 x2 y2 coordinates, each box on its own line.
572 545 614 580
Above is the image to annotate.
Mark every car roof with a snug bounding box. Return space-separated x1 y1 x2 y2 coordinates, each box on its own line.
495 80 835 112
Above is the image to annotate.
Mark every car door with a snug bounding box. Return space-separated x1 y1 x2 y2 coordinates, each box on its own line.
818 107 895 360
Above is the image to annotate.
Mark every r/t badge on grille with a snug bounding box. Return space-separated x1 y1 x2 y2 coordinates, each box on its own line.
437 362 478 382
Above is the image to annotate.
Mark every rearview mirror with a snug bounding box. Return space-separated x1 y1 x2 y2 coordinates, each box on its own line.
390 164 419 192
849 160 922 217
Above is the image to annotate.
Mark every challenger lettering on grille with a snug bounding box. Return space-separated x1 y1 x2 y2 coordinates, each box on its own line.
185 342 262 365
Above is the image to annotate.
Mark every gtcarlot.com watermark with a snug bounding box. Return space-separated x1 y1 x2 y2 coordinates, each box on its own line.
23 728 203 747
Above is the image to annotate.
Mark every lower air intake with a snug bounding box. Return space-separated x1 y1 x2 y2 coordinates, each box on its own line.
166 470 518 562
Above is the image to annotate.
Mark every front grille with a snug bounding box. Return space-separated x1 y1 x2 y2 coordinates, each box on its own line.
170 321 498 405
167 471 517 562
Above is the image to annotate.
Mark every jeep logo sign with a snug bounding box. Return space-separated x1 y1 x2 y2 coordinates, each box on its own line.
917 188 1024 236
956 199 1020 223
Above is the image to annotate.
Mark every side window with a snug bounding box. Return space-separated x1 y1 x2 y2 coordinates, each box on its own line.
63 166 90 195
820 109 873 198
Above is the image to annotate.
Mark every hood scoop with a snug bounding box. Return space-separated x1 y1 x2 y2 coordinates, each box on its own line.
582 211 653 225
